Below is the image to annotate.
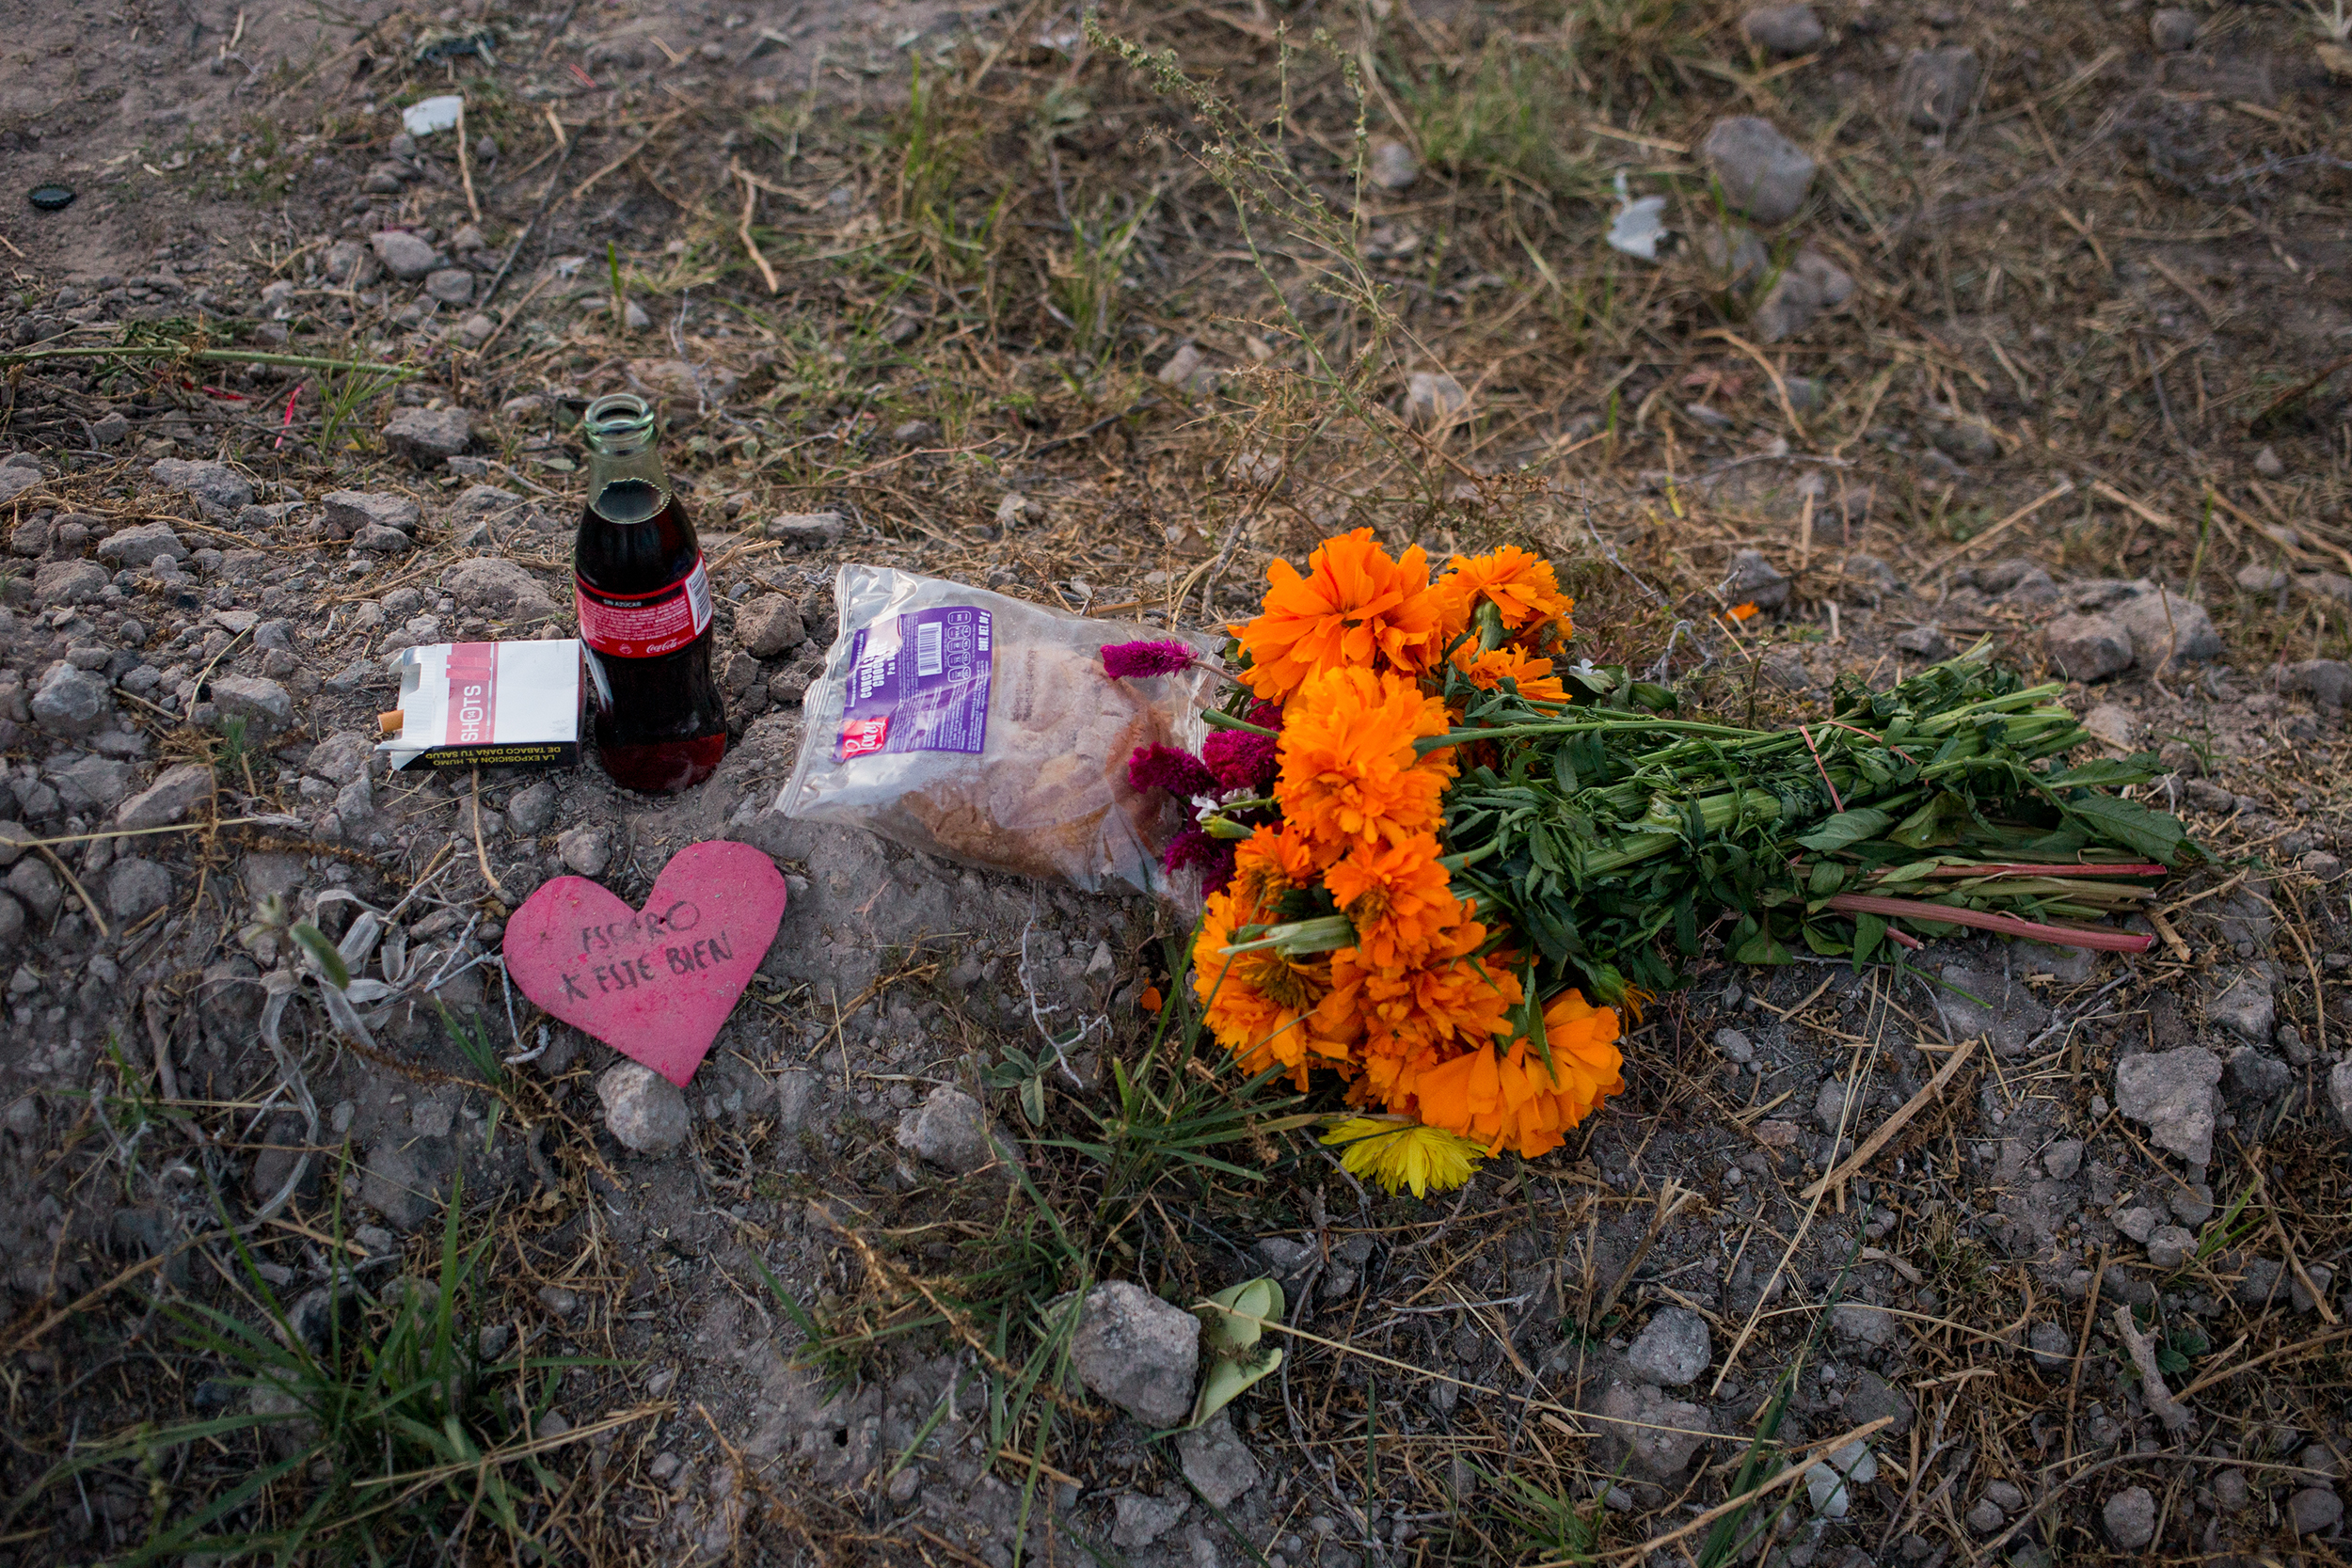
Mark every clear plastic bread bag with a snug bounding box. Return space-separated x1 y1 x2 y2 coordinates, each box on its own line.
777 565 1219 897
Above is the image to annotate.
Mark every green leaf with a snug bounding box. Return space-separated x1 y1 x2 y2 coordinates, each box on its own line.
1794 807 1894 853
1189 1276 1286 1429
1851 912 1887 966
289 923 349 990
2059 794 2190 865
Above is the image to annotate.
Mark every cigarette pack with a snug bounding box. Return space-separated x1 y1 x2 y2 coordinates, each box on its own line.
377 640 582 771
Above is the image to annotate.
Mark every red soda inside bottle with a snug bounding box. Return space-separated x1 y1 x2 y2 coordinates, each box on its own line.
574 393 728 792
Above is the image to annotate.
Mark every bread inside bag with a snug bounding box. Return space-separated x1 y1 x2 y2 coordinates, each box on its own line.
778 566 1216 895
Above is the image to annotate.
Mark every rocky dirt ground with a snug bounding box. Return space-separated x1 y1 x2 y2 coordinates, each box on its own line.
1 0 2350 1560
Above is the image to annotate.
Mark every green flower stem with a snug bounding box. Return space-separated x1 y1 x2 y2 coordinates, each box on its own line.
1201 709 1279 738
1415 718 1764 755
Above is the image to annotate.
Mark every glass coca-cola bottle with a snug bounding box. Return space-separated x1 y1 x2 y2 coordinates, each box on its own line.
574 393 727 792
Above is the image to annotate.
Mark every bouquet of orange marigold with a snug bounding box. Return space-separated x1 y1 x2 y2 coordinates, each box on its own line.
1101 530 2196 1197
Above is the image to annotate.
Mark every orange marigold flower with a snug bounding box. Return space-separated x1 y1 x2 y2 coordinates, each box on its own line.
1192 889 1357 1089
1338 919 1522 1108
1232 529 1442 699
1408 989 1624 1158
1723 601 1760 623
1229 822 1322 915
1322 832 1463 971
1450 643 1567 703
1433 546 1575 639
1276 667 1456 853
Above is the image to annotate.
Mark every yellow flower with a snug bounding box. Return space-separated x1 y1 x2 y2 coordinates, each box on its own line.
1321 1117 1484 1197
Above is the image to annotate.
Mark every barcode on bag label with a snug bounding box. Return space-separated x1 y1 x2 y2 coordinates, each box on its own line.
914 619 944 677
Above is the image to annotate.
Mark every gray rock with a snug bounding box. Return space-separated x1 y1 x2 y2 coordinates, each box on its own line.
1931 964 2049 1056
1897 46 1981 131
1895 626 1950 660
0 467 45 506
1369 137 1420 191
2081 704 2137 750
1156 344 1212 392
1724 548 1791 611
2114 1205 2160 1244
507 780 558 836
2282 658 2352 710
32 663 112 736
1986 1481 2026 1513
2289 1488 2343 1535
0 890 21 947
1740 3 1824 54
2209 970 2275 1040
2103 1486 2156 1550
1965 1498 2006 1534
322 490 421 536
764 512 846 550
1831 1303 1895 1347
2237 563 2289 594
2146 1225 2194 1269
0 823 29 867
1599 1380 1713 1477
2170 1183 2215 1227
209 675 294 735
1176 1412 1262 1507
383 406 472 466
355 525 414 554
895 1085 996 1175
96 521 188 568
8 860 61 923
2150 8 2198 50
33 559 110 607
2330 1059 2352 1136
1624 1307 1711 1386
557 824 611 878
52 756 135 812
1842 1367 1913 1435
2115 588 2222 669
370 230 442 280
2027 1320 2073 1369
423 268 474 306
2042 1138 2085 1180
736 595 807 657
1068 1282 1201 1427
2046 613 2134 682
1694 224 1769 292
445 557 557 618
1714 1027 1755 1063
1111 1493 1189 1549
104 858 172 922
2297 1263 2337 1314
2115 1048 2223 1165
150 458 253 517
1699 117 1818 225
1405 372 1469 430
596 1062 691 1154
1753 250 1855 341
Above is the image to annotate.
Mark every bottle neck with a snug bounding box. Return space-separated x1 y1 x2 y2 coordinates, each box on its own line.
586 440 671 525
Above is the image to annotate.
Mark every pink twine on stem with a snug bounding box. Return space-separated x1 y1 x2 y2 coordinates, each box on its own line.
1797 725 1844 813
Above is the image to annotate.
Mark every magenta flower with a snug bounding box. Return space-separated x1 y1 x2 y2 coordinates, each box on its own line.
1102 639 1199 679
1127 743 1216 800
1163 826 1237 894
1202 728 1278 793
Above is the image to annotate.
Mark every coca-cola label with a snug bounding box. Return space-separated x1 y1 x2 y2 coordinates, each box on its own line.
834 607 992 761
576 556 712 658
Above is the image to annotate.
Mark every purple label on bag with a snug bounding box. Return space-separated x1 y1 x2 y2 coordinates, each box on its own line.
835 607 993 760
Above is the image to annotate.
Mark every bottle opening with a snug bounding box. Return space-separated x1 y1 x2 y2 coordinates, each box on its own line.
592 476 669 525
582 392 657 455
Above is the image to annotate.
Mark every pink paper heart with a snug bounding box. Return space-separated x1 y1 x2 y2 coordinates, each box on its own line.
501 841 788 1086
